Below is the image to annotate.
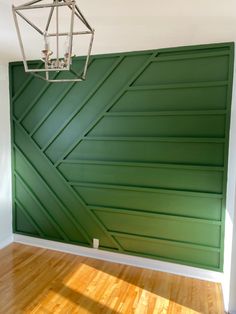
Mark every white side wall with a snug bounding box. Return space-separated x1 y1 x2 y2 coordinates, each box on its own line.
0 63 13 248
221 53 236 314
2 1 236 61
229 223 236 313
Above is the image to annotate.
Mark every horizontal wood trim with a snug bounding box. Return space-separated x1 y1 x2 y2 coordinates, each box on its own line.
60 161 223 194
83 136 225 143
128 81 229 91
68 140 224 167
75 185 222 221
71 181 223 199
105 110 227 117
89 205 222 225
89 115 226 139
156 42 232 53
134 55 229 87
61 159 224 171
93 208 221 248
113 86 228 113
113 234 221 270
110 231 221 253
151 50 230 62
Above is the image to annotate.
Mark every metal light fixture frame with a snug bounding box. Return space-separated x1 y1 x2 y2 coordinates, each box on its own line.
12 0 95 82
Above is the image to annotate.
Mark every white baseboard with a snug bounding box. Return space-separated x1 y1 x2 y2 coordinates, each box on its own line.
0 235 13 249
14 234 223 283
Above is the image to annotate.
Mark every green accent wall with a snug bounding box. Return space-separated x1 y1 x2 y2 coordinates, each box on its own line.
10 42 234 271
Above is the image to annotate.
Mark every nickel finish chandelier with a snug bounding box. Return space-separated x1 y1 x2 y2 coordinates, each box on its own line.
12 0 95 82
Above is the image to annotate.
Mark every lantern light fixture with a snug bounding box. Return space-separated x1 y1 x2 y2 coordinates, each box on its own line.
12 0 95 82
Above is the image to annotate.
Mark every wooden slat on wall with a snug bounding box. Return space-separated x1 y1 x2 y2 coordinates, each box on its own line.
10 42 234 271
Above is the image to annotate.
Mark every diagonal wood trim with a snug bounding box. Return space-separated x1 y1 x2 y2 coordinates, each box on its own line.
29 59 95 137
13 144 91 244
14 171 70 241
11 62 42 101
13 119 120 249
18 72 59 122
15 199 45 237
41 56 124 152
53 53 157 167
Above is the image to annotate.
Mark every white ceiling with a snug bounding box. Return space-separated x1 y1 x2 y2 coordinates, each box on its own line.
1 0 236 62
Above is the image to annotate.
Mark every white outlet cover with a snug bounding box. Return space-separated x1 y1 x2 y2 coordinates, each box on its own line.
93 238 99 249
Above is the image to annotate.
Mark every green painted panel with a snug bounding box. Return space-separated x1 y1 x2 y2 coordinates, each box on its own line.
59 163 223 193
13 123 117 248
156 46 230 56
10 42 234 271
134 55 229 86
14 149 88 243
94 209 221 247
22 81 73 133
75 186 222 220
115 235 220 269
45 54 151 163
68 140 224 166
13 70 48 119
89 115 226 138
15 177 63 240
11 63 35 98
111 85 228 112
15 204 41 236
32 57 120 148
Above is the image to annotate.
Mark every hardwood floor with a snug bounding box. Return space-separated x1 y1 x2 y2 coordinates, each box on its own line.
0 243 224 314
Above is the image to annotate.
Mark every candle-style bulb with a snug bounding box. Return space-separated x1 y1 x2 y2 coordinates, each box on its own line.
63 33 71 67
64 33 70 55
41 32 53 64
44 33 50 51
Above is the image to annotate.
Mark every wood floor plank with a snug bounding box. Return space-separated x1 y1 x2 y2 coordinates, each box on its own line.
0 243 224 314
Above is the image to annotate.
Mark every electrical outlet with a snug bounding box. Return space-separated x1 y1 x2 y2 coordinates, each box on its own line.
93 238 99 249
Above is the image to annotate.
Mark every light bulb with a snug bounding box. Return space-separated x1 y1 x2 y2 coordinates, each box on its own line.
64 33 70 54
63 33 71 66
41 32 53 64
44 33 50 51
